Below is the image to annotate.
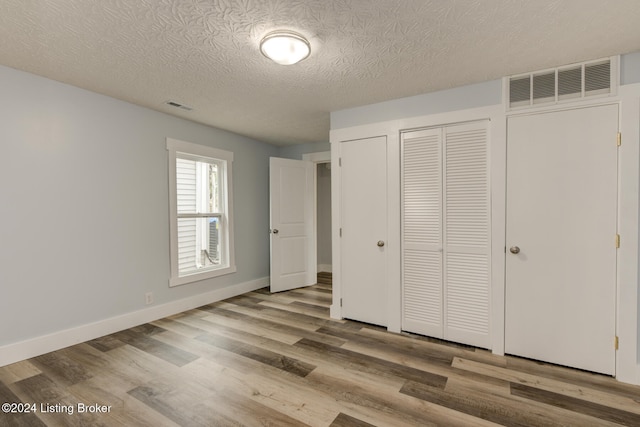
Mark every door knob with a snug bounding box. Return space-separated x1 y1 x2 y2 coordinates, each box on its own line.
377 240 385 247
509 246 520 254
272 229 279 234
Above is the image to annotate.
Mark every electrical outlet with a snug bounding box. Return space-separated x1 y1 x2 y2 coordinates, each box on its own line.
145 292 154 305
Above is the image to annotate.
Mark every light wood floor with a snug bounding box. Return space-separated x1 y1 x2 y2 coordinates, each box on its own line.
2 279 640 426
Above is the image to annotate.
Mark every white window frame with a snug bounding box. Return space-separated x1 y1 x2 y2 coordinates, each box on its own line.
167 138 236 286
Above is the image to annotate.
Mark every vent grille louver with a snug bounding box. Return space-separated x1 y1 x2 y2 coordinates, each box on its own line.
165 100 193 111
508 58 614 109
532 72 555 104
585 61 610 93
558 66 581 99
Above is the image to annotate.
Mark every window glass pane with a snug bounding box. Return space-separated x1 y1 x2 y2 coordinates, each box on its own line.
177 216 222 276
208 163 220 213
177 157 221 214
177 158 197 214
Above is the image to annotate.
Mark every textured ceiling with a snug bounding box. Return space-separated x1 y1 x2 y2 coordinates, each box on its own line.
1 1 639 146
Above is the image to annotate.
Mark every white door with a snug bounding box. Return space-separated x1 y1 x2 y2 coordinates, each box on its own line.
269 157 316 293
340 136 387 326
505 104 618 375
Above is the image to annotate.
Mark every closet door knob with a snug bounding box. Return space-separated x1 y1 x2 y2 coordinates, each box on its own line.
377 240 385 247
509 246 520 254
272 229 279 234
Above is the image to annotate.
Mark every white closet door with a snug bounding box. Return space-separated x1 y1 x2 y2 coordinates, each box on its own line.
402 128 443 337
341 136 388 326
401 121 490 349
505 105 617 375
443 122 490 348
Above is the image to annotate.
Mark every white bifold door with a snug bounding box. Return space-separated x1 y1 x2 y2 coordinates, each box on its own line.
401 121 491 349
269 157 316 293
505 105 618 375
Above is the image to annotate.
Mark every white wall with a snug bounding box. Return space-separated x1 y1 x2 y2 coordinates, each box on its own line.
0 65 279 359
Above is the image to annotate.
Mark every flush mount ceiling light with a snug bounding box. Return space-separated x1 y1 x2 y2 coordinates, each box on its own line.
260 31 310 65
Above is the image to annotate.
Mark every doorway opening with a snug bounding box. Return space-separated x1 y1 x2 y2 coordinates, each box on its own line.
316 161 332 278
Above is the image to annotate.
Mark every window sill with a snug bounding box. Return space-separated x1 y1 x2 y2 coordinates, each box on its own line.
169 264 237 287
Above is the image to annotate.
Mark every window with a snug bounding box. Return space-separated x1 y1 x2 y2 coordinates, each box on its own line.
167 138 236 286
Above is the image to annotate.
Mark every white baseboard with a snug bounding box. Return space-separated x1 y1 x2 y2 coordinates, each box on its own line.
0 277 268 368
318 264 332 273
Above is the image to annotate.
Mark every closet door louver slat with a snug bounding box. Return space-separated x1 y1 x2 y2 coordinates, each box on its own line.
444 123 490 348
402 128 443 337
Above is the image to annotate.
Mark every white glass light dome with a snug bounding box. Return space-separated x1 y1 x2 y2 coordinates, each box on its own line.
260 31 310 65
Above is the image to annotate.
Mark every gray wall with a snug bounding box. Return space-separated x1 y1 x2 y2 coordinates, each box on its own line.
278 141 330 159
330 79 502 130
0 65 279 346
621 51 640 85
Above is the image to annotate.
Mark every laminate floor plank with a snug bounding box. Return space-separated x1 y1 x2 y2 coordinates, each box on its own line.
505 354 640 400
291 301 330 313
216 301 329 332
195 332 317 377
401 378 611 427
112 329 199 367
10 373 108 427
340 339 510 392
150 316 208 338
287 288 334 303
4 282 640 427
453 357 640 415
254 298 344 322
66 376 181 427
330 413 376 427
0 360 41 384
202 306 346 347
188 310 302 345
510 382 640 426
183 357 339 427
362 328 508 368
128 379 239 427
85 334 127 353
29 352 93 387
158 320 409 393
294 338 448 389
306 367 500 427
0 382 47 427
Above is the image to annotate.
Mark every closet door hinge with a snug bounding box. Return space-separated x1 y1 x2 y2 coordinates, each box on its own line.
615 336 619 350
339 157 342 167
340 228 342 237
340 298 343 307
617 132 622 147
615 234 621 248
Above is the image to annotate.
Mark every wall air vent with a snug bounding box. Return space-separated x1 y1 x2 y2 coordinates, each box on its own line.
164 100 193 111
507 57 617 110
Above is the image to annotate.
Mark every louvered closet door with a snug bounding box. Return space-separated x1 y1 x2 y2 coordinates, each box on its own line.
401 121 490 349
402 128 443 337
443 122 490 348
